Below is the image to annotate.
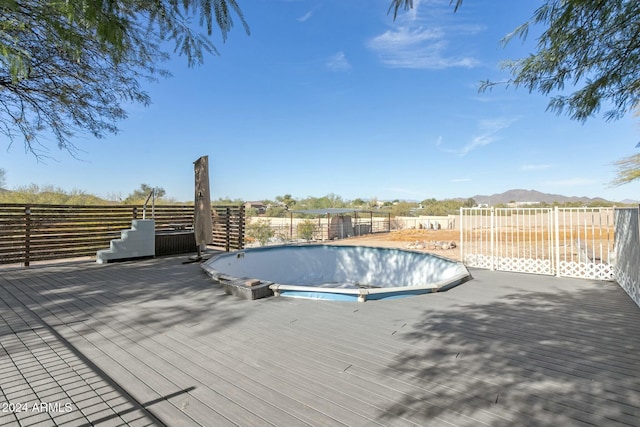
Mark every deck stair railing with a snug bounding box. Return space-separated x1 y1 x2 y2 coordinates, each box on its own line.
142 188 158 219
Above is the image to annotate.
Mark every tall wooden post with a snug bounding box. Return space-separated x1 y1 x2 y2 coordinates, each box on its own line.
225 207 230 252
238 205 245 249
24 206 31 267
194 156 213 256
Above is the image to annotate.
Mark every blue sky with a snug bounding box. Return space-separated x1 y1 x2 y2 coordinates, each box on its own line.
3 0 640 202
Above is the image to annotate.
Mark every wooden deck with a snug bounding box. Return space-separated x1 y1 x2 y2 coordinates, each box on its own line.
1 254 639 426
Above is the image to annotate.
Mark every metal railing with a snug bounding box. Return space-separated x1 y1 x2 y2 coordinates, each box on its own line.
142 188 158 219
245 215 391 246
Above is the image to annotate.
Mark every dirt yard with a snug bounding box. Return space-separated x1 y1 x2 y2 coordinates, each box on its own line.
332 229 462 261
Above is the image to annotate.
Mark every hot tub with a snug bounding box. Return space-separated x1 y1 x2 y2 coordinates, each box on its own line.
202 245 470 301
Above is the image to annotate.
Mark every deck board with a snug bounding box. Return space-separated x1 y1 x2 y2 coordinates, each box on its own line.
1 255 640 426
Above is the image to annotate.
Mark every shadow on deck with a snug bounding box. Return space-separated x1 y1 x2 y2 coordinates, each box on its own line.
0 257 639 426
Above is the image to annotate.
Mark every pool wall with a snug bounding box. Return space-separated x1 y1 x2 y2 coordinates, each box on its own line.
202 244 470 301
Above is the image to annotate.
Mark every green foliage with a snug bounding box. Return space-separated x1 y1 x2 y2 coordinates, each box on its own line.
254 193 351 218
420 198 470 215
247 219 274 246
386 201 418 217
0 184 108 204
213 197 243 205
492 0 640 122
388 0 463 20
611 153 640 186
1 1 249 155
275 194 296 209
265 205 287 217
123 184 166 204
297 220 316 241
296 193 346 211
244 194 477 218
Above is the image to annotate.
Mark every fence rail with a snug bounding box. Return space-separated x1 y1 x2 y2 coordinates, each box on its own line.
460 207 615 280
0 203 244 266
246 214 391 246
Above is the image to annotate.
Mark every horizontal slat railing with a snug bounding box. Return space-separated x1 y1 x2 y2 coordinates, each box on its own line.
213 206 245 252
0 203 245 266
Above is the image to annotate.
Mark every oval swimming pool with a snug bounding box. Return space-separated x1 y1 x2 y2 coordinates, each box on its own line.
202 245 470 301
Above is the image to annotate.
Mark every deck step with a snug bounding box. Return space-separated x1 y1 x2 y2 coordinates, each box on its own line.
96 219 155 264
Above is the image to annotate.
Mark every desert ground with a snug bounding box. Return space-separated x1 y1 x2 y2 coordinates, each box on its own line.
332 229 462 261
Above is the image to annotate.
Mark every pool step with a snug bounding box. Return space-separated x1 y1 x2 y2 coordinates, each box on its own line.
96 219 155 264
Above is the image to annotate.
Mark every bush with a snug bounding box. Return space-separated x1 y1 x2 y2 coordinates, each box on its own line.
297 220 317 241
247 220 275 246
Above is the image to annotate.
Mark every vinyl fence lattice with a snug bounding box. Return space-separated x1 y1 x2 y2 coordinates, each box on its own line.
460 207 615 280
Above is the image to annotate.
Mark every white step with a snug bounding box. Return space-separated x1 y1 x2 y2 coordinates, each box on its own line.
96 219 155 264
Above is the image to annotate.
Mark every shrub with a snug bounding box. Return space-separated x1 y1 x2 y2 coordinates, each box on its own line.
247 220 274 246
297 220 317 241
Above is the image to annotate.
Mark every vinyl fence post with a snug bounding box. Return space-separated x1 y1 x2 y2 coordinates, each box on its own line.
459 207 464 264
555 206 561 277
490 207 495 271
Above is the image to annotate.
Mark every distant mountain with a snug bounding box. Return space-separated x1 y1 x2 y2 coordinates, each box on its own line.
470 189 612 205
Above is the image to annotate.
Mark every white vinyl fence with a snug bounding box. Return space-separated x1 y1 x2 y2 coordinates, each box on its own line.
460 207 615 280
614 208 640 306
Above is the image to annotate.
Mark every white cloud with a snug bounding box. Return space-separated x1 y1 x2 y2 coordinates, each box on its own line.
458 135 497 156
367 3 483 70
401 0 422 22
367 27 478 69
478 118 515 132
457 117 517 156
326 51 351 71
297 11 313 22
521 164 552 171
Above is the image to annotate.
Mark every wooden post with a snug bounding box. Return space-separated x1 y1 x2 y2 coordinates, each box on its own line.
290 211 293 241
327 213 331 240
225 207 231 252
354 211 358 236
133 206 138 219
238 205 245 249
370 211 373 233
24 206 31 267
